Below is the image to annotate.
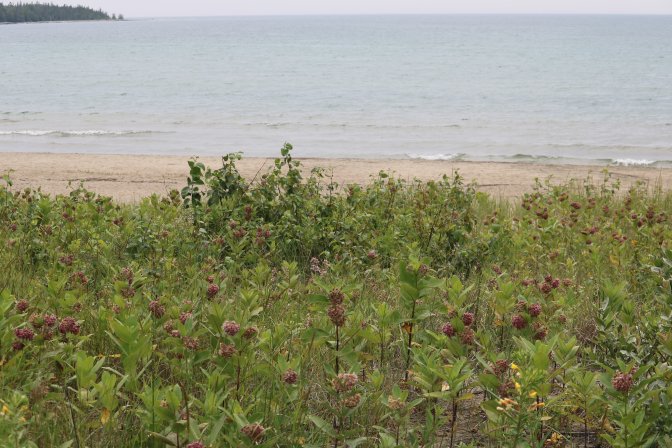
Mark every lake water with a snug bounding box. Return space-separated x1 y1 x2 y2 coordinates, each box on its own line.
1 15 671 165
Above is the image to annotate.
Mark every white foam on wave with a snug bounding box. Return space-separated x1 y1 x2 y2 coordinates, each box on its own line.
0 130 155 137
406 153 464 161
612 158 656 166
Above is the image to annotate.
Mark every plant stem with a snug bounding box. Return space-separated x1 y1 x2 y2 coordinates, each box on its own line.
624 392 629 448
404 323 414 382
473 264 483 322
178 381 191 441
236 356 242 399
395 419 401 445
511 411 524 448
584 396 589 448
66 384 81 448
537 395 543 442
379 331 385 367
333 324 341 447
404 294 417 382
335 325 340 375
449 397 458 448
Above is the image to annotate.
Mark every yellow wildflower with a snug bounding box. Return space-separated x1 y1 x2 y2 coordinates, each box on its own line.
496 397 518 411
510 362 520 371
546 432 563 446
528 401 545 411
514 381 521 392
601 417 615 433
528 390 537 398
101 408 110 425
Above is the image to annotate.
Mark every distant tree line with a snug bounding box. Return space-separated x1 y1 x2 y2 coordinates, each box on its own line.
0 2 123 23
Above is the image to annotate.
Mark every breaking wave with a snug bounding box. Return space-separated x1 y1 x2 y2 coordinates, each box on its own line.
611 158 656 166
0 130 160 137
406 153 465 161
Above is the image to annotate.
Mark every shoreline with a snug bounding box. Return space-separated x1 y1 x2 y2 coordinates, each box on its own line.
2 152 671 202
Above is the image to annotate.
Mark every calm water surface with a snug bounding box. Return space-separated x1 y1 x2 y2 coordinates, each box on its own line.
1 15 671 165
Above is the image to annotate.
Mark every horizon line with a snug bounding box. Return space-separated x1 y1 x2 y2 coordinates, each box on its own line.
120 12 672 19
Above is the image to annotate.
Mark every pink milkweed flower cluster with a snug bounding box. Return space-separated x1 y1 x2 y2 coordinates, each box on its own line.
282 369 298 385
163 320 175 332
255 227 271 246
441 322 455 337
328 305 345 327
148 300 165 318
243 326 258 339
511 314 526 330
442 311 476 345
15 327 35 340
332 373 358 392
70 271 89 286
44 314 57 327
183 336 200 351
120 267 134 283
218 343 236 358
59 317 81 335
207 283 220 299
612 371 634 393
15 299 29 313
222 320 240 336
310 257 330 276
342 393 361 408
460 327 475 345
327 288 346 327
492 359 509 377
528 303 542 317
241 423 265 442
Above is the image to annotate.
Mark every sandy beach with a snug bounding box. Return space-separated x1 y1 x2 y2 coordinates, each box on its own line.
2 152 671 202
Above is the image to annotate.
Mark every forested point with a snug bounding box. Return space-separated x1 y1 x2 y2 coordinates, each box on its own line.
0 3 123 23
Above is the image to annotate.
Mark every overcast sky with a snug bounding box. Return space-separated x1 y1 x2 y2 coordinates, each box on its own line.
68 0 672 18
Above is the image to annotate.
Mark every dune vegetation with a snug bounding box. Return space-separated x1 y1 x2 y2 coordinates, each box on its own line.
1 144 672 447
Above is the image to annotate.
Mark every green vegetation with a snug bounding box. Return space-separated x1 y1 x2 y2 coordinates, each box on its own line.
2 144 672 447
0 3 122 23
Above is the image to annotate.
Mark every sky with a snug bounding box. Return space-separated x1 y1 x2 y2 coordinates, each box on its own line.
65 0 672 18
